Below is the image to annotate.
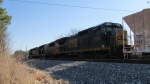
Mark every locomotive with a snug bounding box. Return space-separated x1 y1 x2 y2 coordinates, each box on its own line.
29 22 131 59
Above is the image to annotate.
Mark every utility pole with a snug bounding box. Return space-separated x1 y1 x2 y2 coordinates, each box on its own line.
147 0 149 8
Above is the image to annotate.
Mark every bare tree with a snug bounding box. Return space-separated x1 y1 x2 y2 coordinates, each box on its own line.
55 34 64 40
65 28 81 37
55 28 81 40
12 50 28 61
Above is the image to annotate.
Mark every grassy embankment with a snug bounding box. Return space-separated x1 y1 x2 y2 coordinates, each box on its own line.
0 48 69 84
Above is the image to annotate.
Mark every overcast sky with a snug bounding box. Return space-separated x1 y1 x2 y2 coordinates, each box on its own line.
3 0 149 53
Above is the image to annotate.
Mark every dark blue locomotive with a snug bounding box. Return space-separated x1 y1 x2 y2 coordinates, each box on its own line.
29 22 129 59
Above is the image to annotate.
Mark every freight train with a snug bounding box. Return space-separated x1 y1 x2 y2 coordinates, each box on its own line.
29 22 132 59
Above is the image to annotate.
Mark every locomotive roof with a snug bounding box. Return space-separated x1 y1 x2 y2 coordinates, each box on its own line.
55 37 68 42
78 28 90 35
92 22 122 28
31 47 38 50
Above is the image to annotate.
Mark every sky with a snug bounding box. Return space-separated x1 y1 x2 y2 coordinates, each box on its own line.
2 0 150 53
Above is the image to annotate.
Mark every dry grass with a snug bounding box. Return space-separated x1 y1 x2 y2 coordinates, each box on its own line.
0 50 70 84
0 35 70 84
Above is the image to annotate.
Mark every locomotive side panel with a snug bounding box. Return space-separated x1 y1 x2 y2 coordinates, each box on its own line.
48 42 55 54
78 29 89 51
48 46 54 54
38 45 44 55
31 47 39 57
54 42 59 54
91 27 105 50
67 36 78 52
43 44 49 54
58 37 68 53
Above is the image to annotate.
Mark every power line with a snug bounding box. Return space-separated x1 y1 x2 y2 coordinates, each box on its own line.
9 0 137 12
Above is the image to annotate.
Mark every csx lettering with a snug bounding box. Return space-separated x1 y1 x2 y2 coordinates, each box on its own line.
117 36 123 40
117 36 127 40
69 38 78 48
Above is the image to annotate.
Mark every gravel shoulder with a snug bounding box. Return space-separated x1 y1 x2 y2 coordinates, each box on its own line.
27 59 150 84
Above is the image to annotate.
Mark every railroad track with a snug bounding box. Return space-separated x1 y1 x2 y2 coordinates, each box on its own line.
32 58 150 64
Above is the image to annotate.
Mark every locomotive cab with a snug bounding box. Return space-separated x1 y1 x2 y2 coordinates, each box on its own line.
115 30 128 58
101 22 128 58
116 30 127 46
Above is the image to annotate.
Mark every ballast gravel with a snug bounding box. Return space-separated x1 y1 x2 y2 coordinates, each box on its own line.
27 60 150 84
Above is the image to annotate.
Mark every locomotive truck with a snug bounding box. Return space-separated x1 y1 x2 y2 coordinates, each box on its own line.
29 22 131 59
